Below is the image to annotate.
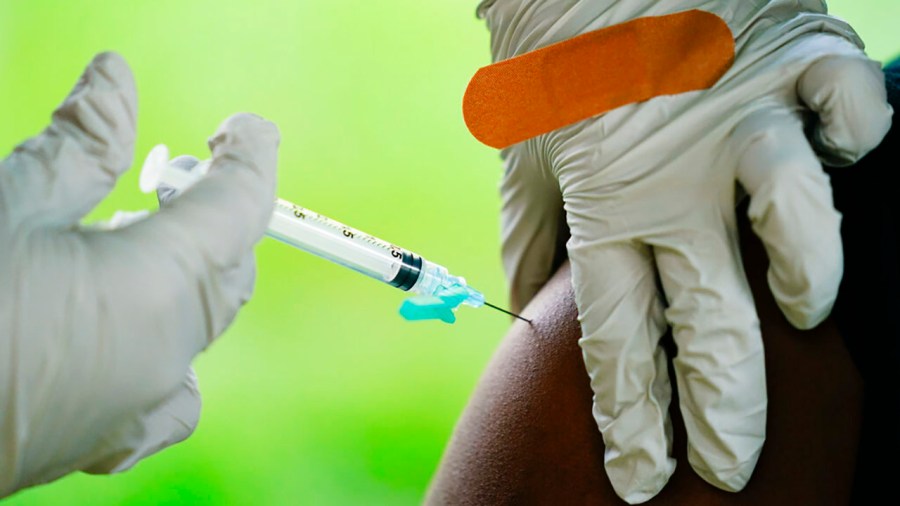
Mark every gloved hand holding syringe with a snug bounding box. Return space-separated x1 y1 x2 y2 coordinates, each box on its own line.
140 144 529 325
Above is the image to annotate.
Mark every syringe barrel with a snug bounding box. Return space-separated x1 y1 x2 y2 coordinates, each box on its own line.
269 199 417 290
268 200 484 308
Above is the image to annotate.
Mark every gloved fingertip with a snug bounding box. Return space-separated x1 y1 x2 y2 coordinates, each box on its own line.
688 436 765 492
777 296 834 330
603 420 676 504
767 244 842 331
90 51 132 76
800 54 893 166
72 51 136 104
208 113 281 155
609 462 675 504
688 448 759 494
204 114 280 196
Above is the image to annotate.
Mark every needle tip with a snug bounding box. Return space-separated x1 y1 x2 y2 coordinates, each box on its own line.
484 301 532 324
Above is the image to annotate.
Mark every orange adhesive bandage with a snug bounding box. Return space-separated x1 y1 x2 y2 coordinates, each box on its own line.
463 10 735 149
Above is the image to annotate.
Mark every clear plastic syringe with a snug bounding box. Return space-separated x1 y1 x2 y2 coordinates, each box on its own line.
139 145 529 323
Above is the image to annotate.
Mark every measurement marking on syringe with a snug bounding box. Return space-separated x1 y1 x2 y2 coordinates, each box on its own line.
280 200 404 254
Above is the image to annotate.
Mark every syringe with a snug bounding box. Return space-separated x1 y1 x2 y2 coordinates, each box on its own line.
139 145 530 324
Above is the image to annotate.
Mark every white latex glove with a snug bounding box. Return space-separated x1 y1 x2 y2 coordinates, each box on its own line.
0 52 279 497
480 1 892 503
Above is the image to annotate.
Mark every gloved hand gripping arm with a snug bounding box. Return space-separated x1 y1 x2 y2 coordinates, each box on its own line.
477 1 892 503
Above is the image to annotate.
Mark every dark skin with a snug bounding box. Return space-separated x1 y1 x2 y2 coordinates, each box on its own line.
424 220 862 505
424 59 899 506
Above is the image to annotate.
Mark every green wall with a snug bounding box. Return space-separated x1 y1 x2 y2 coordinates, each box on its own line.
0 1 895 504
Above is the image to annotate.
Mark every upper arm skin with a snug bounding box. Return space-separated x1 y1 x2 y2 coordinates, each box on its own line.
424 209 863 506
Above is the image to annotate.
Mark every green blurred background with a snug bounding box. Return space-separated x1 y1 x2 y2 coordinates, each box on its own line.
0 1 896 504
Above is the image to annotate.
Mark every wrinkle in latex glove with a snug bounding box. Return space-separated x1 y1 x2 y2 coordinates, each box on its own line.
480 1 892 503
